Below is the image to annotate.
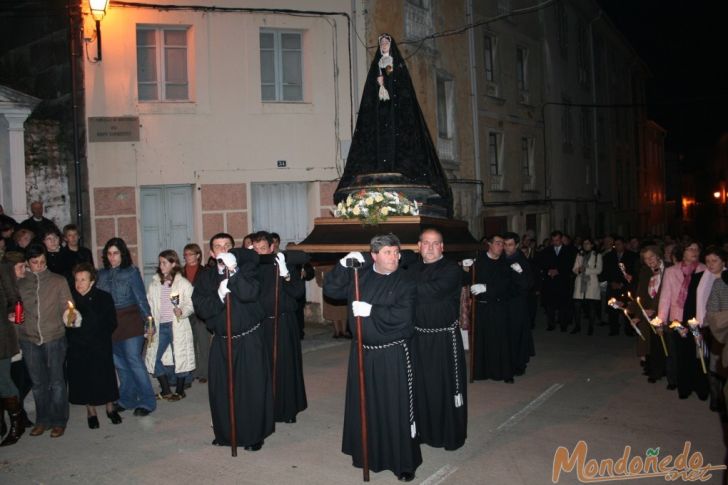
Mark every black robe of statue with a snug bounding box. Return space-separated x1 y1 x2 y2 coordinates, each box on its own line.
407 257 466 450
66 286 119 405
258 260 307 423
324 262 422 477
673 272 710 400
192 255 274 447
335 35 450 206
472 253 514 381
505 251 536 374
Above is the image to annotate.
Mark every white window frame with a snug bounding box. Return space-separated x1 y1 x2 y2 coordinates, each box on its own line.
136 25 191 102
516 46 529 93
436 73 456 160
488 132 504 190
521 136 535 190
260 29 304 103
484 35 495 82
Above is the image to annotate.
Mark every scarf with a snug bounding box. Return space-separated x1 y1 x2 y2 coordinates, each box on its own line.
677 261 699 310
647 262 664 299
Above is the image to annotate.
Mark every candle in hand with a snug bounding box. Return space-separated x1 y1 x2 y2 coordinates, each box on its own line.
170 292 180 322
67 300 75 327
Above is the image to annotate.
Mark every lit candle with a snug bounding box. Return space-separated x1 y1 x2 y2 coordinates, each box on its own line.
170 292 180 322
67 300 75 327
648 317 668 357
623 308 645 341
686 318 707 374
147 316 155 343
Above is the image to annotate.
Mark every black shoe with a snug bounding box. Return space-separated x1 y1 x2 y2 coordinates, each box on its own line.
570 327 581 335
678 393 690 400
133 408 151 417
647 378 657 383
284 417 297 424
666 384 677 391
397 472 415 482
87 416 100 429
504 378 514 384
343 331 353 339
107 410 122 424
244 440 264 451
20 409 33 428
113 403 126 413
212 439 223 446
546 326 556 331
514 367 525 376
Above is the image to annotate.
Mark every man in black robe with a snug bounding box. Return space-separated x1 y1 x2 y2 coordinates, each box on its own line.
470 234 515 382
191 233 273 451
408 228 466 451
324 233 421 482
504 232 536 376
251 231 307 424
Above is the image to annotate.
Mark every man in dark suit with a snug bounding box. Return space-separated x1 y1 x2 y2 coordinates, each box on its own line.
539 230 577 332
601 236 639 336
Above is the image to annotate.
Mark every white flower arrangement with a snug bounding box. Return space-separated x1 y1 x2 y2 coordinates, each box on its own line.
334 190 419 225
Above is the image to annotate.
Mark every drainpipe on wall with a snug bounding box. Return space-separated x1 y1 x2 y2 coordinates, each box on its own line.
67 0 84 242
588 10 603 233
466 0 481 232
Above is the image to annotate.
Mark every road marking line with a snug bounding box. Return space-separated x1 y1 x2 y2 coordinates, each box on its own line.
419 464 458 485
496 383 564 431
301 340 347 355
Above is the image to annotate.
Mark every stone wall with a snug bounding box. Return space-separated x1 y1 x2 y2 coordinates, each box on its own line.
24 119 71 228
93 186 137 262
201 183 248 245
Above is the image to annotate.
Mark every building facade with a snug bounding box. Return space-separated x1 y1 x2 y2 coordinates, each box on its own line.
82 0 366 280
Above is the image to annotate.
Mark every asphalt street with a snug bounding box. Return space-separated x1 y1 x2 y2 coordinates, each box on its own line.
1 315 724 485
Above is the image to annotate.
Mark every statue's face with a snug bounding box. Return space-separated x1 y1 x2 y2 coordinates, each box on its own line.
380 37 390 55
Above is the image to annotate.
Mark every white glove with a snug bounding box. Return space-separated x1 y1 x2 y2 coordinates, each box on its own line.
462 258 474 268
63 309 82 328
470 284 487 295
510 262 523 274
340 251 365 268
217 252 237 272
275 252 289 278
352 300 372 317
217 278 231 302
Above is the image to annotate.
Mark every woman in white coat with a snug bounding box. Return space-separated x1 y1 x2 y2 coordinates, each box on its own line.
572 237 603 335
145 250 195 401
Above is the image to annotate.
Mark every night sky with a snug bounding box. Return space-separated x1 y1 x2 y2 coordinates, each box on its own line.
599 0 728 156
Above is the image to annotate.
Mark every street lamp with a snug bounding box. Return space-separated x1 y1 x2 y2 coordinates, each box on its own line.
88 0 110 61
714 191 721 199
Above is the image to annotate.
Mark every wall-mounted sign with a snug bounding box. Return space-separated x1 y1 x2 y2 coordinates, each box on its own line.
88 116 140 142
